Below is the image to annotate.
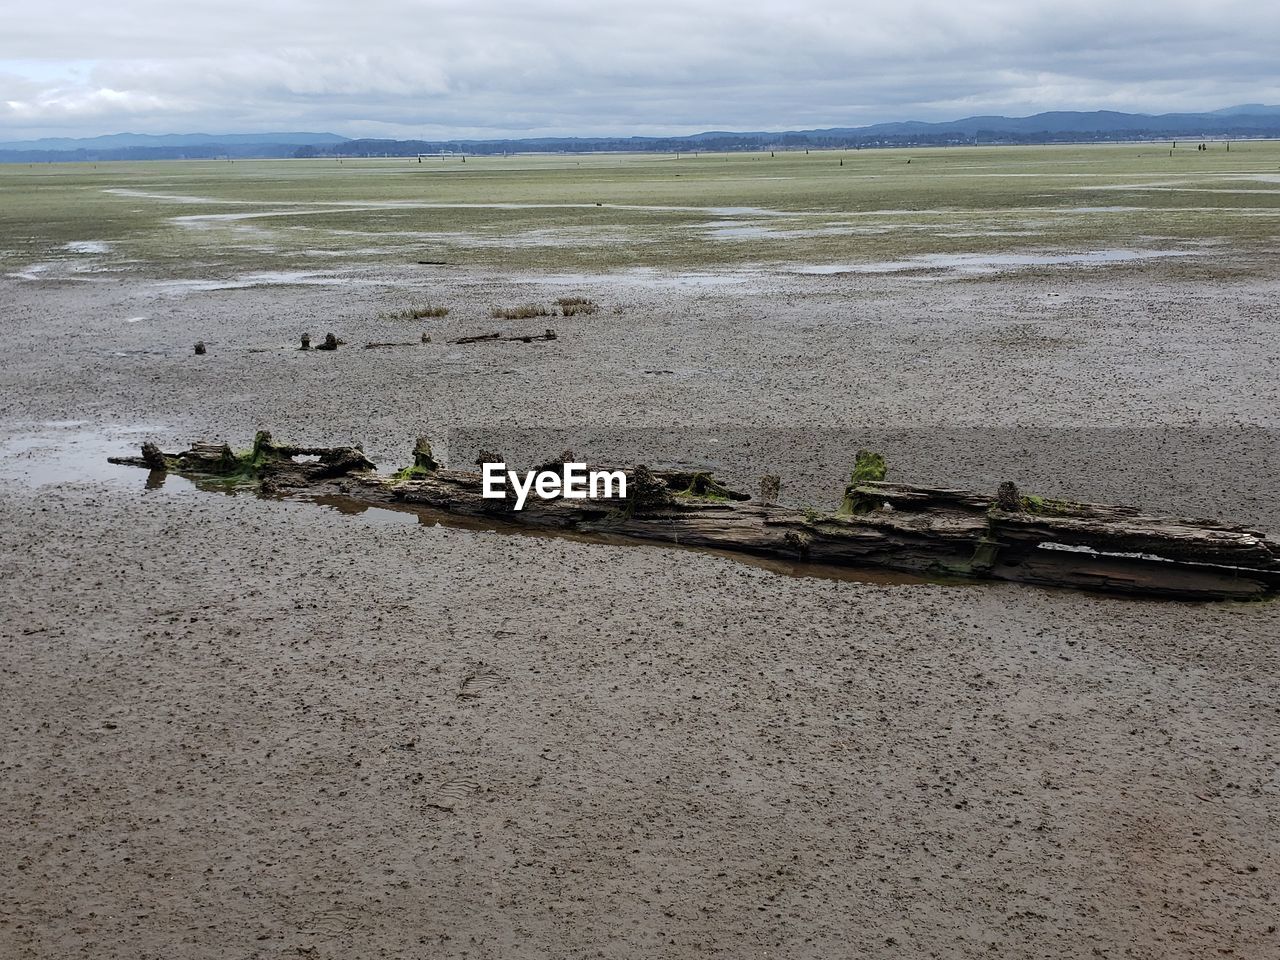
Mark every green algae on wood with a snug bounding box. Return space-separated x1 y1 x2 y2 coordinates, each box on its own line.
110 435 1280 601
674 471 737 501
393 437 442 479
840 449 889 514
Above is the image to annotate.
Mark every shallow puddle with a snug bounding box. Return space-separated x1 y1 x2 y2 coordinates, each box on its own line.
106 188 245 205
0 422 171 488
152 270 370 292
793 248 1196 275
6 261 106 283
532 267 761 289
704 222 891 241
110 187 816 224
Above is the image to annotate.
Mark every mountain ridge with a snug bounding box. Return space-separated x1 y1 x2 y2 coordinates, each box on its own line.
0 131 349 151
4 106 1280 161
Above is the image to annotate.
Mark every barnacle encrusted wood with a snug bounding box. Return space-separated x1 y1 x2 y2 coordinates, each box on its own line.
110 434 1280 600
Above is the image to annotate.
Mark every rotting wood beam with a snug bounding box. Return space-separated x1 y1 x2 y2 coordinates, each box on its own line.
108 433 1280 601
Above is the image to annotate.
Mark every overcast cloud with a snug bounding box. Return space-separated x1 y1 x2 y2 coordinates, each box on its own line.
2 0 1279 140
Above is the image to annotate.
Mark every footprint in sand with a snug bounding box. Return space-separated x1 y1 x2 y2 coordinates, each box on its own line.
425 778 483 812
457 662 504 700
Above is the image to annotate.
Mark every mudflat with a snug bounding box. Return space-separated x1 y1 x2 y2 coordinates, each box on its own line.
2 148 1278 958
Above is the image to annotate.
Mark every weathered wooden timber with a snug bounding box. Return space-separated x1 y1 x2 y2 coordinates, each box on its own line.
108 432 1280 600
449 329 558 345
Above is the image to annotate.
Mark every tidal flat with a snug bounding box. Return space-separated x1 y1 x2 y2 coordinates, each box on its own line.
1 145 1278 959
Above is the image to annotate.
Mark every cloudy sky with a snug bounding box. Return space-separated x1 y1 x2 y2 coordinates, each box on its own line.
2 0 1278 141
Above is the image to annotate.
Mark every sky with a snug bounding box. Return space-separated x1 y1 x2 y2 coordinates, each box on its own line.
2 0 1279 141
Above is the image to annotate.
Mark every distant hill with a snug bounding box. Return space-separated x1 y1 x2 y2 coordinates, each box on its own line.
3 107 1280 163
811 107 1280 139
296 106 1280 158
0 131 348 162
0 131 348 151
1207 104 1280 117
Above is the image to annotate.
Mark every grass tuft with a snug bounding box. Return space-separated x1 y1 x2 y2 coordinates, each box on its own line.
556 297 599 316
379 304 449 321
491 304 552 320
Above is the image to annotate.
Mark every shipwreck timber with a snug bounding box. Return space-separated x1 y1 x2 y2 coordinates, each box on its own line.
108 432 1280 601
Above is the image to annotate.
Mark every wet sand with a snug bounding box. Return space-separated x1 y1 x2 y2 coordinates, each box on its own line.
2 261 1278 958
